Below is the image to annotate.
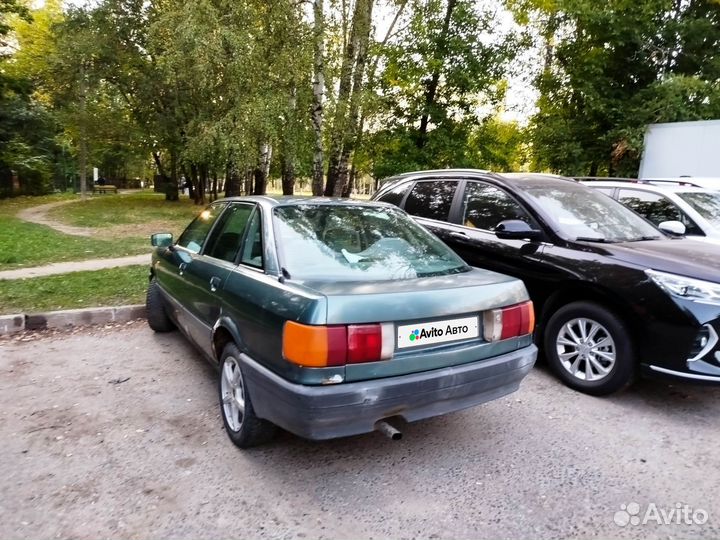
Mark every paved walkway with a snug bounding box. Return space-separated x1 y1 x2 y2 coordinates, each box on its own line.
0 254 150 280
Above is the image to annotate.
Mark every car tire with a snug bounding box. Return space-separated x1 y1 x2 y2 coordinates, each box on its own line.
146 277 175 333
218 343 277 448
544 301 635 395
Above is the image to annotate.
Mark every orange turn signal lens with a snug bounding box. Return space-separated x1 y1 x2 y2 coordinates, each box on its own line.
282 321 347 367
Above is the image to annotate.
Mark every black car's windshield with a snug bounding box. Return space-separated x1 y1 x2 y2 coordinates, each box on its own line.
678 191 720 228
273 205 469 280
524 183 662 242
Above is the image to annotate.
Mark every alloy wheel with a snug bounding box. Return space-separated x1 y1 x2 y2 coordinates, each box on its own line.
220 356 245 432
555 317 616 382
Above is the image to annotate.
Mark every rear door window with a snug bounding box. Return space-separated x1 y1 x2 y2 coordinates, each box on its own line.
403 180 458 222
377 181 411 207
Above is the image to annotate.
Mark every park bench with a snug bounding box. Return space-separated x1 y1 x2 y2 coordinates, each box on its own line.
93 185 118 194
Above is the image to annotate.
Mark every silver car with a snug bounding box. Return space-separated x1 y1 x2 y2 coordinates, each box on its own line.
582 179 720 244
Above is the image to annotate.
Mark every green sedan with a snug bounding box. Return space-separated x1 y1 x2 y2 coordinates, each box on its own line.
147 197 537 448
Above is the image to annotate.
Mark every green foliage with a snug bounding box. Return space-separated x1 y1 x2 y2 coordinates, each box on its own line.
0 2 63 197
366 0 521 179
523 0 720 176
0 265 147 314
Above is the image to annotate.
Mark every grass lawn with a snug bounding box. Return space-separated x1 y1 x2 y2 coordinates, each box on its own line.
47 190 201 233
0 191 199 271
0 265 148 315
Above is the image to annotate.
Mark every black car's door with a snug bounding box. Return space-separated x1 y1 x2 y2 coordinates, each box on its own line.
443 180 551 289
179 203 256 353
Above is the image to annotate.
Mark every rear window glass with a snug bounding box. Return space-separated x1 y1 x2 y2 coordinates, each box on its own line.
376 181 411 207
272 205 469 281
403 181 457 221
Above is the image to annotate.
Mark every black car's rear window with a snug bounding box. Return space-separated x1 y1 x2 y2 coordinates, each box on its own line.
272 205 469 281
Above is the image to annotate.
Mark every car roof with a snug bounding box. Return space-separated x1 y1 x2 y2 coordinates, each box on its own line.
379 169 579 191
212 195 394 208
581 180 713 194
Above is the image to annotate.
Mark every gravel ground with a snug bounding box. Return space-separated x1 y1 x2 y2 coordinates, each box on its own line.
1 322 719 540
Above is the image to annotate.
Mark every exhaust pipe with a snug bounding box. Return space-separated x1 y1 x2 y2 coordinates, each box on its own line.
375 420 402 440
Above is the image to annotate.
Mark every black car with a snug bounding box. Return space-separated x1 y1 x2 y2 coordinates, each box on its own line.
372 169 720 395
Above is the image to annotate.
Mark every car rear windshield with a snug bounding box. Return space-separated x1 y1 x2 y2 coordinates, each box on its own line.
524 183 662 242
677 192 720 228
273 204 469 281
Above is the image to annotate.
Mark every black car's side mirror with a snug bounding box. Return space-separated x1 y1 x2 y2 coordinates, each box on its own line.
151 232 174 247
495 220 543 241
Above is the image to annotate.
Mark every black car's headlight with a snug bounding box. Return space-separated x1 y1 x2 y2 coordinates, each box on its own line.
645 269 720 306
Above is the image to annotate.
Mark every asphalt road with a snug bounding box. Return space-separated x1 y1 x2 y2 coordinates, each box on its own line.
2 321 719 540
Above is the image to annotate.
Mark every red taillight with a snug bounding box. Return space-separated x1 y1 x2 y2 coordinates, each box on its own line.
347 324 382 363
283 322 393 367
483 301 535 342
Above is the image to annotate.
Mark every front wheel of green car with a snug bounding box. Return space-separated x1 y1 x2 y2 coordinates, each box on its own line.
218 343 277 448
544 301 635 395
146 277 175 333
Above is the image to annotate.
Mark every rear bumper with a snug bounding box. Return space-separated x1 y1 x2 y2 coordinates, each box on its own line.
240 345 537 440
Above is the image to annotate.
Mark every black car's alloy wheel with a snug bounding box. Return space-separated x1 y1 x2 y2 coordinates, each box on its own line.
544 301 635 395
218 343 277 448
146 277 175 333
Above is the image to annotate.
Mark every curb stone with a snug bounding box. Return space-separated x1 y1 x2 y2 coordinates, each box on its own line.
0 305 146 336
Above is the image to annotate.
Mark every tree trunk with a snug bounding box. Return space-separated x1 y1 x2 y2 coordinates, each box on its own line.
332 0 373 197
167 149 179 201
417 0 457 149
190 163 203 205
325 0 366 196
281 155 295 195
212 171 218 201
244 168 253 195
225 161 242 197
183 166 195 199
200 164 210 203
352 0 407 189
311 0 326 196
253 142 271 195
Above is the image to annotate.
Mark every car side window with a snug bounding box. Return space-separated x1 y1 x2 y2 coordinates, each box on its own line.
240 209 264 269
617 189 703 236
462 182 537 231
593 187 615 197
204 204 255 262
176 203 227 254
403 180 458 222
377 181 411 207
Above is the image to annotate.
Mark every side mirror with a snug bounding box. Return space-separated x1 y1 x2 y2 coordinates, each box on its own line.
495 220 543 241
658 221 686 237
151 232 174 247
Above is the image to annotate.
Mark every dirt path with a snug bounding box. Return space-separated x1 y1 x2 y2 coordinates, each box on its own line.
16 200 93 237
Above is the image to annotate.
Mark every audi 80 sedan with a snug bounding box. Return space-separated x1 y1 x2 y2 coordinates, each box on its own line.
373 170 720 395
146 197 537 448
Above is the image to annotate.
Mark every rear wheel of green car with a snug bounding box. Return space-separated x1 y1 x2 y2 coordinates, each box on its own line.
146 277 175 333
218 343 277 448
544 301 635 395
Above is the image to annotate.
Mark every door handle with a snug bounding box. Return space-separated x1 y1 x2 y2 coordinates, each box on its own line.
209 276 221 292
449 231 469 240
178 262 188 275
